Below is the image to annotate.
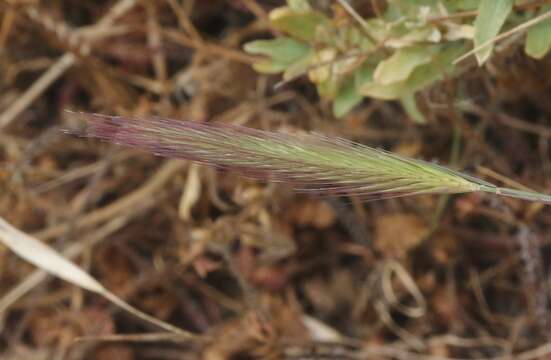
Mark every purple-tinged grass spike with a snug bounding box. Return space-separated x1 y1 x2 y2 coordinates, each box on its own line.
64 111 551 204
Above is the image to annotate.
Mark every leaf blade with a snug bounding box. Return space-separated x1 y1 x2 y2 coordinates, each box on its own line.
374 46 434 85
473 0 513 65
525 5 551 59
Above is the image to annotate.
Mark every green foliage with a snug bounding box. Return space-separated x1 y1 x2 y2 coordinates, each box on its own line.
244 37 312 74
357 44 466 101
473 0 514 65
243 0 551 119
525 5 551 59
270 3 330 41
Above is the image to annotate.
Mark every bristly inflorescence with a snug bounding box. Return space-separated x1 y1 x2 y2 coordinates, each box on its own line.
65 111 551 204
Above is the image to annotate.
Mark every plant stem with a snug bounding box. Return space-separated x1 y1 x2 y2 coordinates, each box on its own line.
481 186 551 204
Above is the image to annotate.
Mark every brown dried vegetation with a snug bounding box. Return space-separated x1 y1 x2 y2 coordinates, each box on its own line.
1 1 551 359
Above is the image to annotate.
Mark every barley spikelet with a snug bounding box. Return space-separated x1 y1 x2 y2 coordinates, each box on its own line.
65 111 551 204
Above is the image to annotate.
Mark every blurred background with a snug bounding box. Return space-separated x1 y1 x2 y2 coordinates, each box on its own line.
1 1 551 359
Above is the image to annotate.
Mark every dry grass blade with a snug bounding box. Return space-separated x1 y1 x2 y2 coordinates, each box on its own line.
65 111 551 204
0 216 200 339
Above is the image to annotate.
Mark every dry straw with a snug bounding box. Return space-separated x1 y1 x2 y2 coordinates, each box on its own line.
66 111 551 204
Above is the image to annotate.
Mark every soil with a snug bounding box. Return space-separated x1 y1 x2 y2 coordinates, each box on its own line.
1 1 551 359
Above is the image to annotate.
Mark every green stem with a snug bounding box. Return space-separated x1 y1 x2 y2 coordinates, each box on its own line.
481 186 551 204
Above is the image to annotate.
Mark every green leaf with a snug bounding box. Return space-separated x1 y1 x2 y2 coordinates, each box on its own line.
282 52 313 81
525 6 551 59
401 94 426 124
446 0 480 11
354 62 375 88
473 0 513 65
270 6 331 41
374 46 434 85
252 60 290 74
360 44 465 99
317 77 340 99
333 78 363 118
361 18 388 43
244 38 310 64
244 38 311 74
288 0 311 12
